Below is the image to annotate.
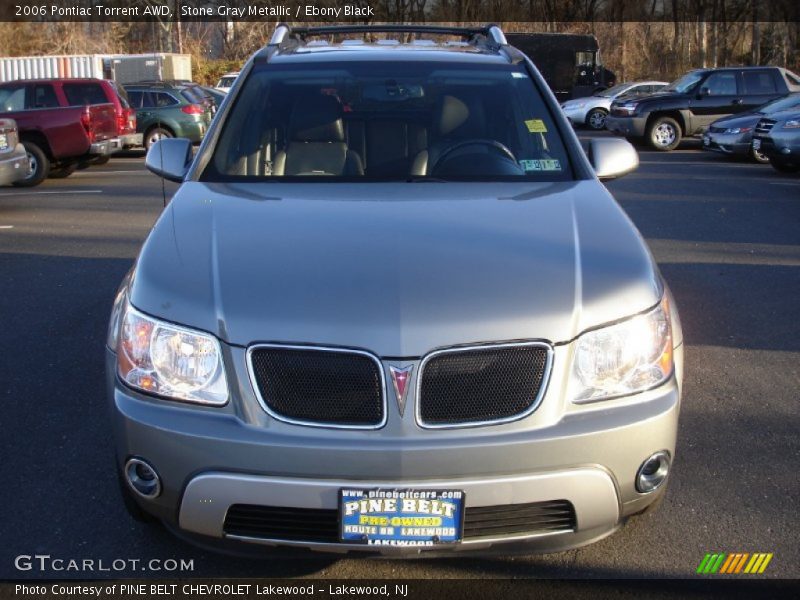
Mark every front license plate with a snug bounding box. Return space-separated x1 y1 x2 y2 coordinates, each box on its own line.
0 134 7 151
752 138 761 150
340 488 465 547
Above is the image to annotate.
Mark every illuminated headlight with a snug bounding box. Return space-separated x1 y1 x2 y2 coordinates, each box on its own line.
723 127 751 135
783 119 800 129
116 301 228 405
570 296 673 403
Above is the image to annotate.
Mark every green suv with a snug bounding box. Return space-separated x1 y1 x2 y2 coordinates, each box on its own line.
123 83 212 150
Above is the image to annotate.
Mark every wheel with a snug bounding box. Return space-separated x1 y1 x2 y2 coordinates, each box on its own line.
12 141 50 187
586 108 608 130
750 142 770 164
48 163 77 179
769 159 799 173
116 463 157 524
647 116 682 151
144 127 173 151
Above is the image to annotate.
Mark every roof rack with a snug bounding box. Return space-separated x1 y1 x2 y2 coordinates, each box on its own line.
265 23 508 53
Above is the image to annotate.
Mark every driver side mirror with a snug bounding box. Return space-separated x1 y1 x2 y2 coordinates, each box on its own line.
587 138 639 181
145 138 193 183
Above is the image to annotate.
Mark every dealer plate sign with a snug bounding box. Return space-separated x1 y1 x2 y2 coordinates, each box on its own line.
340 488 465 546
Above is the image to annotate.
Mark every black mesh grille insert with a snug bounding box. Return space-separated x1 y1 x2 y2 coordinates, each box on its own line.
223 500 575 543
249 347 384 426
419 344 549 426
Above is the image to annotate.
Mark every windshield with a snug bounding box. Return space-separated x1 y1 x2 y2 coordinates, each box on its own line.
663 72 705 94
204 61 572 182
596 83 632 97
757 94 800 114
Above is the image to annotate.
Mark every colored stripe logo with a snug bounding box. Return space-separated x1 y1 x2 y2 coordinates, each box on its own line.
697 552 773 574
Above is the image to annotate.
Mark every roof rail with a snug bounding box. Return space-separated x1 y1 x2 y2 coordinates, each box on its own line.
267 23 508 49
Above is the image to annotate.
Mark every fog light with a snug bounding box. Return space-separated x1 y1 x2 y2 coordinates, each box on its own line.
780 147 791 155
125 457 161 498
636 451 670 493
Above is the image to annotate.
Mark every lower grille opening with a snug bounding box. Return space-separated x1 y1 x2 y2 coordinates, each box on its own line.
223 500 576 543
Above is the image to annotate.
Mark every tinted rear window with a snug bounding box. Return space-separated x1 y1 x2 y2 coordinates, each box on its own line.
743 71 777 94
63 82 108 106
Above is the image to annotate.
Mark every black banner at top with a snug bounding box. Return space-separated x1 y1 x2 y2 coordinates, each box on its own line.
1 0 799 23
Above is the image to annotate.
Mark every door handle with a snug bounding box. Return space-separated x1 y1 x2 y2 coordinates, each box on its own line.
732 99 744 105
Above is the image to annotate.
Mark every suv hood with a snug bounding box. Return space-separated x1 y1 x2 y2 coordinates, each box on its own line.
130 181 661 356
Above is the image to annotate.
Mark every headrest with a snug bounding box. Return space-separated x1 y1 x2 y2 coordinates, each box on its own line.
288 94 345 143
435 95 486 138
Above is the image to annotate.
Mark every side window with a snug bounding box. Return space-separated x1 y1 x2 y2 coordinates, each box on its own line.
0 85 26 111
126 91 143 108
141 92 156 108
63 83 108 106
742 71 778 94
702 72 739 95
30 84 60 108
155 93 178 107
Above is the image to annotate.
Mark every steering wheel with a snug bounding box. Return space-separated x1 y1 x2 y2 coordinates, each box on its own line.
429 139 517 175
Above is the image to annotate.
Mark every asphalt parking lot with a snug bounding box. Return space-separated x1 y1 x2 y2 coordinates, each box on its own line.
1 136 798 580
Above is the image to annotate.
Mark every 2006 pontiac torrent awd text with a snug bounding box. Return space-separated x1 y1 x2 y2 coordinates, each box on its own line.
107 24 683 555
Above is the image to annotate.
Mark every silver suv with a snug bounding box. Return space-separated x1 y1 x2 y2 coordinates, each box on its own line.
107 24 683 555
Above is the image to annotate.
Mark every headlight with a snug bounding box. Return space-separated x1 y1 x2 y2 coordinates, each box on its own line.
783 119 800 129
570 296 673 403
723 127 751 134
116 301 228 405
614 103 638 115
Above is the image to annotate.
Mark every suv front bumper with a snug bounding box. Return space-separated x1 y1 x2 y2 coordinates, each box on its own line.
107 340 683 555
606 115 647 138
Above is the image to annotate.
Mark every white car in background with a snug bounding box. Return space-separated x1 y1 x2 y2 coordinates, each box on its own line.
561 81 668 130
215 72 240 93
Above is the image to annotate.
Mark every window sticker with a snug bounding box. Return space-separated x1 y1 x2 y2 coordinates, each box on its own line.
519 159 562 172
525 119 548 133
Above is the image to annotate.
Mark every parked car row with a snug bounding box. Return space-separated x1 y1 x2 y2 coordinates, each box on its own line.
0 73 233 186
591 65 800 174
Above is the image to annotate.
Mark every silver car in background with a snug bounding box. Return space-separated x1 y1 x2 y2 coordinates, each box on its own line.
703 93 800 163
107 24 683 556
561 81 668 130
0 119 30 186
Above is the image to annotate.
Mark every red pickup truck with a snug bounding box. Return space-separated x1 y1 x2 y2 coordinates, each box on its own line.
0 78 130 186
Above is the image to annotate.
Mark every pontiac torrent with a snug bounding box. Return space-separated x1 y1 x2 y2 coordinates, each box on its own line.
107 24 683 555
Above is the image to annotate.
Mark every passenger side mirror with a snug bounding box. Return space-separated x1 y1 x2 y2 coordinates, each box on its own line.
587 137 639 181
145 138 193 183
698 86 711 97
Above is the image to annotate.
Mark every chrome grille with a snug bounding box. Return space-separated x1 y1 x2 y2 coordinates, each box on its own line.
417 342 552 428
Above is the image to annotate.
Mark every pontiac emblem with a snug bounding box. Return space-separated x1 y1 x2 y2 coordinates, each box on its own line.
389 365 414 416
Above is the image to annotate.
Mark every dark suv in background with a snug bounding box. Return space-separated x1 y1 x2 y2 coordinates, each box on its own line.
606 66 800 151
123 82 212 150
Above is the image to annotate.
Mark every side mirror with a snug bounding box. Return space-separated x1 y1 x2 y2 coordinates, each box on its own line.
698 86 711 97
587 137 639 181
145 138 193 183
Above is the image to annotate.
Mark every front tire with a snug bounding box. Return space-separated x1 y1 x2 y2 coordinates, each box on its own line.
647 116 682 151
12 141 50 187
586 108 608 130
